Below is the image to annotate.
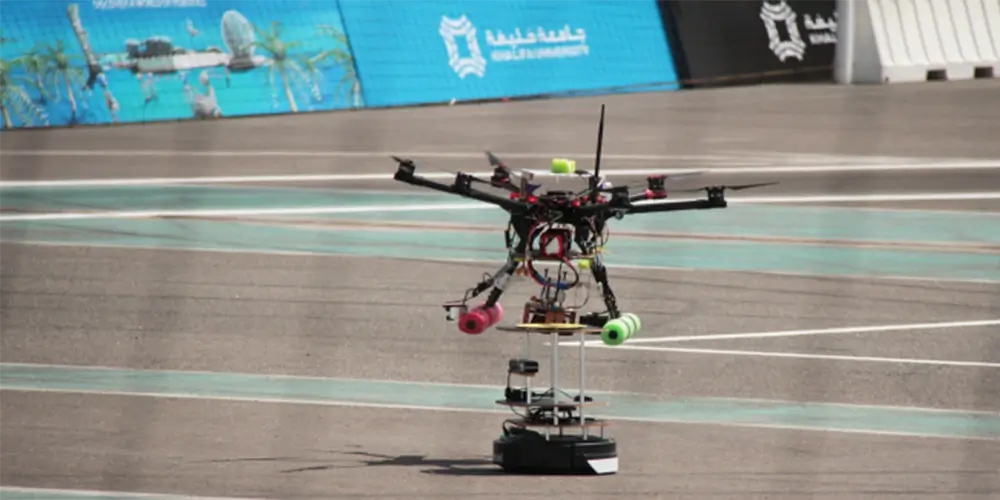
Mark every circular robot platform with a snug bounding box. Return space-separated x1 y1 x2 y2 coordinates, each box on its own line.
492 427 618 475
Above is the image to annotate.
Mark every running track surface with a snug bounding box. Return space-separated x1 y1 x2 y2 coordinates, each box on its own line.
2 81 999 499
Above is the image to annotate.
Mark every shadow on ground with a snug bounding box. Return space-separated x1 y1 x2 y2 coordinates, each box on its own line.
201 449 504 476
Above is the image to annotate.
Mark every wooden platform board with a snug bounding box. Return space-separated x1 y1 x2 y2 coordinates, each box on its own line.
496 399 608 409
496 323 604 335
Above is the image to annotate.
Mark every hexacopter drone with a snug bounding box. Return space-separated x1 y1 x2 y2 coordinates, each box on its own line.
392 104 776 343
392 104 776 475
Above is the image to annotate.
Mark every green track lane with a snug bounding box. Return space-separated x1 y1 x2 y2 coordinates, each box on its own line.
2 217 998 282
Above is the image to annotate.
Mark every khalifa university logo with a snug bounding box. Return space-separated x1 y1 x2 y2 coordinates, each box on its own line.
760 1 807 61
440 15 487 78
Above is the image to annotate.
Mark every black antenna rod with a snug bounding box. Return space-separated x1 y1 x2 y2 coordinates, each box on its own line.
594 104 605 179
589 104 606 204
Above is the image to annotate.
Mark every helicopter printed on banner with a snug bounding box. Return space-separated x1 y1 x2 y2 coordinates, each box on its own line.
0 0 364 129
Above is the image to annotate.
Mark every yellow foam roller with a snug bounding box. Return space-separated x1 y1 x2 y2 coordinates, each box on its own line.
551 158 576 174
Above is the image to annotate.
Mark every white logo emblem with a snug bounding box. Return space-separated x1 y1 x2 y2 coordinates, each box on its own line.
439 15 487 78
760 1 806 61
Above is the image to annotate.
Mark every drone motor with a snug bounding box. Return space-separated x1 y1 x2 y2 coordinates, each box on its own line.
646 175 667 199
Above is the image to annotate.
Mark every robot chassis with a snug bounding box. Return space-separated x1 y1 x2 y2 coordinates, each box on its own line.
452 234 633 476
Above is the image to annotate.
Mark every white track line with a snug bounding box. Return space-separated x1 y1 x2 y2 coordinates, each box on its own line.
0 149 747 159
2 162 1000 187
1 387 996 441
582 319 1000 345
601 345 1000 368
0 148 994 166
2 192 1000 222
0 148 984 161
0 203 487 221
730 192 1000 203
5 240 999 286
0 486 270 500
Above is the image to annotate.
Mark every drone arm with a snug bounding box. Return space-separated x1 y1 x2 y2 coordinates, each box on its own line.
576 253 621 329
590 255 621 319
625 198 726 214
626 181 778 213
394 162 526 212
481 258 519 308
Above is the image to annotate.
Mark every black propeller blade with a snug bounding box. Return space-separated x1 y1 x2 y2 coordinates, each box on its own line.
675 181 779 193
728 181 780 191
595 169 711 193
485 150 506 169
484 150 543 194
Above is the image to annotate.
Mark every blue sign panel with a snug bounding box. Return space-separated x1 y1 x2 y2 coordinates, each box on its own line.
0 0 363 129
338 0 679 107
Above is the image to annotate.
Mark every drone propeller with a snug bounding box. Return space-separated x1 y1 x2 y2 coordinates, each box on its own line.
391 155 413 166
595 169 710 193
485 150 506 169
675 181 779 193
659 169 710 181
484 150 541 194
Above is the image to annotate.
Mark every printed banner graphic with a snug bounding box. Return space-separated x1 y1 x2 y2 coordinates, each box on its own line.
660 0 837 86
0 0 363 129
338 0 679 108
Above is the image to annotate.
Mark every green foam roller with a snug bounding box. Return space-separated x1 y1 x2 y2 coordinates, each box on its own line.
622 312 642 334
601 313 642 346
601 318 632 346
551 158 576 174
619 313 638 334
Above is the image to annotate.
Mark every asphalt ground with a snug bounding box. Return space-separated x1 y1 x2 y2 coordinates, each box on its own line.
2 82 1000 498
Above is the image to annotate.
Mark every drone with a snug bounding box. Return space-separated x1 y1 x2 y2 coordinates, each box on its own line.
391 104 776 342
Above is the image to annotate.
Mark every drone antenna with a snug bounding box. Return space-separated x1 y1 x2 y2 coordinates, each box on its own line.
590 104 606 203
594 104 605 178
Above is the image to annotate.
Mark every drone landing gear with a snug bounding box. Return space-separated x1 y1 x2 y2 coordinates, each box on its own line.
443 259 518 334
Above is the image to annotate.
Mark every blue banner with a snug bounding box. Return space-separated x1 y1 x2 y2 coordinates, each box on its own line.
338 0 679 108
0 0 363 129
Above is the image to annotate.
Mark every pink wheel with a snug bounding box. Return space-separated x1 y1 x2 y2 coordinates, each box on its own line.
458 308 489 334
481 303 503 326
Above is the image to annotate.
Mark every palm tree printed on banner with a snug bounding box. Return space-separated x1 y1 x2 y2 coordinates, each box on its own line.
295 53 325 103
1 33 48 128
248 20 309 113
15 44 55 104
40 39 88 122
313 24 362 108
